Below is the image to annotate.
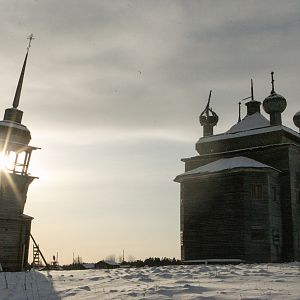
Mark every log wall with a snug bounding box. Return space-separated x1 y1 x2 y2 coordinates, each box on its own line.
181 169 281 262
0 173 34 271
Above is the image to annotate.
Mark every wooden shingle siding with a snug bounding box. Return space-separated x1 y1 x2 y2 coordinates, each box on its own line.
180 166 282 262
0 173 34 217
289 147 300 260
182 172 246 261
0 172 34 271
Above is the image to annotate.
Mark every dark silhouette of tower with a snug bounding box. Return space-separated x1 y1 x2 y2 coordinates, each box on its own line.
0 35 39 271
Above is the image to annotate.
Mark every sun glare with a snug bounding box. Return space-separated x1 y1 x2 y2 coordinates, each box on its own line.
0 152 8 170
0 151 17 171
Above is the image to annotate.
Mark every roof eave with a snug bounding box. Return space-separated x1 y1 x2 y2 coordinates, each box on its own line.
174 166 281 183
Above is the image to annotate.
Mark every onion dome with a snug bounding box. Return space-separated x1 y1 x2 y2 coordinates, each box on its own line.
263 72 287 125
263 93 287 114
293 111 300 132
199 109 219 127
199 90 219 137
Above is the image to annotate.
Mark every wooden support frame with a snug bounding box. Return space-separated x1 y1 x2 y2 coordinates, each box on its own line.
30 234 49 268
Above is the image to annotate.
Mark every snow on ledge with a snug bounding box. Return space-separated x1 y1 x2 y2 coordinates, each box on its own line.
174 156 279 182
184 259 244 264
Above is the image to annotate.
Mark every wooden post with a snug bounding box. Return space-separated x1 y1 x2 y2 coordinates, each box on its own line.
21 152 29 175
24 151 32 174
13 152 19 173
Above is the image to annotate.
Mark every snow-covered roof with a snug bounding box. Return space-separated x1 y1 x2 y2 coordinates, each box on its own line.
197 123 300 144
82 263 95 269
227 112 269 134
20 213 34 219
175 156 279 182
0 139 40 150
196 112 300 145
102 260 120 266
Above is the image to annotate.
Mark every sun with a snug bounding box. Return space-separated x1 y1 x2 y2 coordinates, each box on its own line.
0 151 18 172
0 152 8 171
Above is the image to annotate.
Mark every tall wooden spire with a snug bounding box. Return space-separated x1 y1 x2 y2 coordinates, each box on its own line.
12 34 34 109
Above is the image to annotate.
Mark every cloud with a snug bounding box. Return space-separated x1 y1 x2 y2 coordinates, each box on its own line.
0 0 298 137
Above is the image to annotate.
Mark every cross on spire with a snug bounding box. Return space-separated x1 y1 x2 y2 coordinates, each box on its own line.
27 34 35 52
12 34 35 109
271 71 275 93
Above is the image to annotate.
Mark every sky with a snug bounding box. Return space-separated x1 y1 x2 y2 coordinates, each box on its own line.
0 0 300 264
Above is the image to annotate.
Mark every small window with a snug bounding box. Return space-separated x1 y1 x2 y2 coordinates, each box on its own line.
250 184 263 199
251 227 265 241
180 231 184 246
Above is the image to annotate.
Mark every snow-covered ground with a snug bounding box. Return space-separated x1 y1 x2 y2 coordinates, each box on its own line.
0 263 300 299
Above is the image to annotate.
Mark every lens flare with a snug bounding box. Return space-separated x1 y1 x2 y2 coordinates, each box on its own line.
0 152 8 170
0 151 17 171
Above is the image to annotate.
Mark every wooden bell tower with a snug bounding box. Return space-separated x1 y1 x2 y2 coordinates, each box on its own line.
0 35 39 271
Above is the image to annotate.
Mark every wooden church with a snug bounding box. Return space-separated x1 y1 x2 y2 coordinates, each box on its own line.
0 36 39 271
175 74 300 263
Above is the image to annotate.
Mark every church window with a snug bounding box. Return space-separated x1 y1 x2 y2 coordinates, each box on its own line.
251 226 265 241
250 184 263 199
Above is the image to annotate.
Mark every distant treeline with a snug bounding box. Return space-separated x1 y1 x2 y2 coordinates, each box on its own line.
123 257 181 267
62 257 181 270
